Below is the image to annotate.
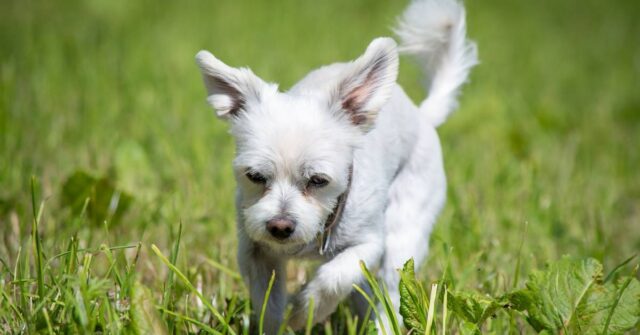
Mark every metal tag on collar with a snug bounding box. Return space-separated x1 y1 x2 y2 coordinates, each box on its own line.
319 228 331 255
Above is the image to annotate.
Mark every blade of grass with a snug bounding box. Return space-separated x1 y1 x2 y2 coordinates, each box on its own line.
41 306 54 335
158 307 223 335
126 241 142 275
425 283 438 335
30 288 57 319
242 293 251 335
440 243 452 286
30 176 45 301
356 306 374 335
224 294 239 330
100 244 123 287
204 258 242 281
151 244 235 335
324 321 333 335
103 294 121 333
359 261 400 335
0 290 24 323
277 305 293 335
48 244 139 265
162 222 182 335
65 236 78 276
163 222 182 308
602 264 639 335
304 297 314 335
66 283 89 329
442 285 447 335
258 270 276 335
16 243 30 324
0 256 15 279
352 284 387 335
603 254 637 283
380 282 401 331
513 221 528 289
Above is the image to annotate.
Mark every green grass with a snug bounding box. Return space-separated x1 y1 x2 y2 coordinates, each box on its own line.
1 0 639 333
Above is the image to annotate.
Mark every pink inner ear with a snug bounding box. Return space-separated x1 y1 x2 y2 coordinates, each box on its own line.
206 75 246 116
339 54 388 126
342 85 371 125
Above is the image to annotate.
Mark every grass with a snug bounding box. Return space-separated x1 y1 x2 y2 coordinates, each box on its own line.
1 0 639 333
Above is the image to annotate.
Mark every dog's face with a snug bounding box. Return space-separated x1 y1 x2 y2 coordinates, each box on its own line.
196 38 398 252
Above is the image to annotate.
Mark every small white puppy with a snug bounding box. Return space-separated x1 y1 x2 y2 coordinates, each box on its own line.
195 0 477 332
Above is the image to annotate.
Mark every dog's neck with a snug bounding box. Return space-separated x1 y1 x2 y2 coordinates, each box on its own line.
318 165 353 255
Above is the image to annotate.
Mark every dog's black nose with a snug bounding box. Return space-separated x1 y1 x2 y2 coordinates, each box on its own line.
266 217 295 240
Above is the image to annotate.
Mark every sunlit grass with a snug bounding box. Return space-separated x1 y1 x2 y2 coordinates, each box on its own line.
1 0 639 333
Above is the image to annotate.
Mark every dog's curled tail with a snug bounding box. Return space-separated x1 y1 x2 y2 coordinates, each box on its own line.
394 0 478 127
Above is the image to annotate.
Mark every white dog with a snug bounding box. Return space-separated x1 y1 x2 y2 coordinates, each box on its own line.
195 0 476 332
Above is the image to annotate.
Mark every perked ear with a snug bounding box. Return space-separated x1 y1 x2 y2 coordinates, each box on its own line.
332 38 399 130
195 50 271 119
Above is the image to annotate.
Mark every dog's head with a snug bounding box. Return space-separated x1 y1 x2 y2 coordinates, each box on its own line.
196 38 398 252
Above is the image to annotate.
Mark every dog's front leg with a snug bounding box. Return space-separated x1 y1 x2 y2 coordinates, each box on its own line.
288 239 383 329
238 237 287 334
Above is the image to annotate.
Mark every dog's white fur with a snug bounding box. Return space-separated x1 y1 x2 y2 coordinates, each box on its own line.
195 0 477 333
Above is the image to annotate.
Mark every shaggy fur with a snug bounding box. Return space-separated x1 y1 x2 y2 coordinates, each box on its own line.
195 0 477 333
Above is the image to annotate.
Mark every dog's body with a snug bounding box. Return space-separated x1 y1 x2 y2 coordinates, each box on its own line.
196 0 477 333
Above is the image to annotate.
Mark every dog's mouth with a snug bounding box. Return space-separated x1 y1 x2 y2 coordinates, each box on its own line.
258 237 309 255
264 232 311 246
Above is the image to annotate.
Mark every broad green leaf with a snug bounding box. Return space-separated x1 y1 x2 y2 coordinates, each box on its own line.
587 276 640 335
61 170 132 226
398 258 428 333
510 257 602 331
458 320 481 335
447 290 503 326
508 256 640 334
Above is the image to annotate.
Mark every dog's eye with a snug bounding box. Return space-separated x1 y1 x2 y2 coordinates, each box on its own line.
245 171 267 184
308 175 329 188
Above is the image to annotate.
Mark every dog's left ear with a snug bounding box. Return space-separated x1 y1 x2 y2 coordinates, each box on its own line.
331 38 399 131
195 50 272 119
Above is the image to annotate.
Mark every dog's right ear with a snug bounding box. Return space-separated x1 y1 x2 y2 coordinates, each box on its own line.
195 50 271 119
328 38 399 131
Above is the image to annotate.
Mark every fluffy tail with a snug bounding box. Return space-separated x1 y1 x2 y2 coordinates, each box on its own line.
394 0 478 127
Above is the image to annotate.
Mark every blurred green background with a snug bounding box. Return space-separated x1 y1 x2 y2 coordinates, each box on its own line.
1 0 639 308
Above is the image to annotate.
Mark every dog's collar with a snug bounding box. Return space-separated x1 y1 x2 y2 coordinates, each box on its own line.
318 165 353 255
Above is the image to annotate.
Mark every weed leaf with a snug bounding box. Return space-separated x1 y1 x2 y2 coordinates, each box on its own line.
596 276 640 334
458 321 481 335
508 256 640 333
398 258 427 333
61 170 132 226
447 290 502 326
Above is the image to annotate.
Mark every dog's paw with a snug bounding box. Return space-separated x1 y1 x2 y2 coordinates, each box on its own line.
287 283 340 330
286 294 308 330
